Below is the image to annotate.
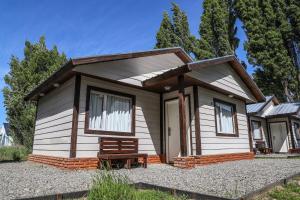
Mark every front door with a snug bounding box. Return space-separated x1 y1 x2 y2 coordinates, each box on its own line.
165 97 191 163
270 122 289 153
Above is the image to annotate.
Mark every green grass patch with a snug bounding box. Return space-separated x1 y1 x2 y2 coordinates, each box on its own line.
268 183 300 200
87 172 186 200
0 146 28 162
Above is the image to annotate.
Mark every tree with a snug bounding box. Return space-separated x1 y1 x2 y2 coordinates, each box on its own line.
155 3 195 56
195 0 234 60
155 12 175 49
3 37 67 150
236 0 299 102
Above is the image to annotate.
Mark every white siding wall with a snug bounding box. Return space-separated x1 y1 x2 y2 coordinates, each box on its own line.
32 78 75 158
187 63 256 102
197 86 251 155
76 76 161 157
249 116 269 148
162 87 196 155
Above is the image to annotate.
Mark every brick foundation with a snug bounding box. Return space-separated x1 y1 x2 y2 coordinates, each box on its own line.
289 148 300 154
174 157 195 169
194 152 254 166
29 154 166 169
173 152 254 169
138 154 166 164
28 154 99 169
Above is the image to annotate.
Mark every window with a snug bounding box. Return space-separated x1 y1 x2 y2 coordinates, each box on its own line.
214 99 238 137
85 86 135 135
251 121 262 140
294 122 300 140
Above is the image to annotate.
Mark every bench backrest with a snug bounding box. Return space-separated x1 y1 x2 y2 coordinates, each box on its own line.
99 137 138 154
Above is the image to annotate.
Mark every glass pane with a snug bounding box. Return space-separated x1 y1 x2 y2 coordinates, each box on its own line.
105 94 131 132
89 92 104 130
216 102 234 134
252 121 261 139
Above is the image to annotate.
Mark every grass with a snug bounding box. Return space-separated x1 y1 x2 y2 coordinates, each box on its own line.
0 146 28 162
254 177 300 200
87 171 186 200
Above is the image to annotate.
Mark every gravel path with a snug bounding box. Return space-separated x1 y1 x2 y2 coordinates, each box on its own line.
1 159 300 199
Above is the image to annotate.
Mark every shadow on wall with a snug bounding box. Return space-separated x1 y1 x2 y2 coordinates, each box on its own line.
139 101 161 155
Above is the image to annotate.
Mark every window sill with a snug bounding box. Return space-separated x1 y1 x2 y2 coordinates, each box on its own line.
84 129 135 136
216 133 239 137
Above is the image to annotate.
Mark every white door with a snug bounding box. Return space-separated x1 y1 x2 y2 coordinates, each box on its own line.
165 97 191 163
270 122 289 153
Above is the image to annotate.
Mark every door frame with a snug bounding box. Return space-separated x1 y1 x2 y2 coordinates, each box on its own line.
164 95 192 163
268 121 289 153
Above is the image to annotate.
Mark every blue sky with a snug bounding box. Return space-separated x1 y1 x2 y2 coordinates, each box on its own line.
0 0 251 124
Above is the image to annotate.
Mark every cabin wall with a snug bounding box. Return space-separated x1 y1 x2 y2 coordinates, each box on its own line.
248 116 269 148
32 78 75 158
187 63 256 102
76 75 161 158
197 86 251 155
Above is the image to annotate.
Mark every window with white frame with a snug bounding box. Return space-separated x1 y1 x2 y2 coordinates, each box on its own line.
88 89 133 133
251 121 262 140
214 99 237 135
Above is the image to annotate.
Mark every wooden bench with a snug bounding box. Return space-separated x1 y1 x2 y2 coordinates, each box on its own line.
97 137 148 169
255 141 272 154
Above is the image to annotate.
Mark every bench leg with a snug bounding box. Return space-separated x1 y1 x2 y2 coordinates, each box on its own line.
125 159 132 169
143 156 147 168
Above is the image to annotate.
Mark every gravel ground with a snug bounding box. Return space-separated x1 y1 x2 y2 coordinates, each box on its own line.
1 159 300 199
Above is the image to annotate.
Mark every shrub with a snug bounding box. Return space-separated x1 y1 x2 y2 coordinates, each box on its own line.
88 171 186 200
88 172 135 200
0 146 28 162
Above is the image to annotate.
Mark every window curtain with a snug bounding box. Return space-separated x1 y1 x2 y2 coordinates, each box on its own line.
89 91 131 132
252 122 261 139
216 103 234 133
106 95 131 132
89 92 104 130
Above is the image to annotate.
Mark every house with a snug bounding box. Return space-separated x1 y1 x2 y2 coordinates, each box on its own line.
0 123 13 146
247 95 300 154
25 47 265 169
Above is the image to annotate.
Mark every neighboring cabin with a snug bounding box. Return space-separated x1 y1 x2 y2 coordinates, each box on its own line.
25 47 265 169
247 96 300 153
0 123 13 146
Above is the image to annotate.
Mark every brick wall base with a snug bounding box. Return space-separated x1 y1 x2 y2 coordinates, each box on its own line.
28 154 99 169
194 152 254 166
138 154 166 164
289 148 300 154
174 157 195 169
172 152 254 169
29 154 166 169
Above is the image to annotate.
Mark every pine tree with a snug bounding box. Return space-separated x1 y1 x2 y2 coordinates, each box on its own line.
195 0 234 60
155 12 175 49
236 0 299 102
3 37 67 149
155 3 195 56
227 0 240 52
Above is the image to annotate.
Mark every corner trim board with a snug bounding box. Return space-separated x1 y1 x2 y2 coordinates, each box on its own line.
193 86 201 155
70 74 81 158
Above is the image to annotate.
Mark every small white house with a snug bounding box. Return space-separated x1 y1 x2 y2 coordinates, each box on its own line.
0 123 13 146
25 48 265 169
247 95 300 153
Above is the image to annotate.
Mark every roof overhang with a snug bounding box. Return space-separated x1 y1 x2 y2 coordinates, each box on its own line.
143 55 265 102
25 47 192 101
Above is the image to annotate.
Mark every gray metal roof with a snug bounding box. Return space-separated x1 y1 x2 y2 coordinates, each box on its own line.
266 103 300 117
246 96 273 114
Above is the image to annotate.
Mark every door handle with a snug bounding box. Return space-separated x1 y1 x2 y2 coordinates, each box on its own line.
168 127 171 136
